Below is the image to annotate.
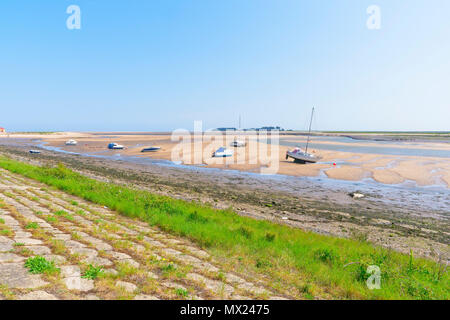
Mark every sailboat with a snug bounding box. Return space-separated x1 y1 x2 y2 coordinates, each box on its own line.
231 114 246 147
286 107 321 164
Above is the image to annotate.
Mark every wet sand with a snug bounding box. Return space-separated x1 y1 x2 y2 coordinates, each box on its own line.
20 132 450 189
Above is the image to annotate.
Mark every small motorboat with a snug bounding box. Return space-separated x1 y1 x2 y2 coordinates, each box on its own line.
285 147 320 163
141 146 161 152
230 140 246 147
108 143 124 150
212 147 234 157
29 150 41 154
65 139 77 146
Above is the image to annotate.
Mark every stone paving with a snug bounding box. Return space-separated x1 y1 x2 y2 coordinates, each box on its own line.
0 168 288 300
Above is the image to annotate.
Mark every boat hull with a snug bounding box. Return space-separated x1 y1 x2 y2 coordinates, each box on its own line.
213 153 233 157
213 147 234 158
141 147 161 152
231 141 246 147
286 153 320 164
108 143 124 150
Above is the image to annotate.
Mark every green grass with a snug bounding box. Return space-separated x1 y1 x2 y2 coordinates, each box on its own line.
161 263 177 276
175 288 189 298
54 210 74 221
24 256 59 275
0 229 11 236
0 157 448 300
25 222 39 229
82 264 104 280
46 216 57 223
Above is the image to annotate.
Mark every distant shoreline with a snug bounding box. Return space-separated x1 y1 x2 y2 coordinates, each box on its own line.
3 130 450 144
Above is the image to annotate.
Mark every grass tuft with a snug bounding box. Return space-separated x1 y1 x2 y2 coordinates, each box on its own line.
175 288 189 298
24 256 59 275
314 248 339 264
25 222 39 229
82 264 104 280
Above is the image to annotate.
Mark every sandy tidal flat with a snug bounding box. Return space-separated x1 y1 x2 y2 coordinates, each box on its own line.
2 132 449 188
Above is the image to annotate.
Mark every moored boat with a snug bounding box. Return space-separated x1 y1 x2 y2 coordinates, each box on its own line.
212 147 234 157
230 140 246 147
286 107 321 164
285 147 319 163
141 146 161 152
108 143 124 150
65 139 77 146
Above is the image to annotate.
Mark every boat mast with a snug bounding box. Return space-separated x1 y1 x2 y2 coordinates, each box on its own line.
305 107 314 153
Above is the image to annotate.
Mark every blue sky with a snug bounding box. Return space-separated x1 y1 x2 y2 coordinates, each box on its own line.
1 1 449 132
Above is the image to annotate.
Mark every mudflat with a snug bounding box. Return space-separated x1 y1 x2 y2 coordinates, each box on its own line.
19 131 450 188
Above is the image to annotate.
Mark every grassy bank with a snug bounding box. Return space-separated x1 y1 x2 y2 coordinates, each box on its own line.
0 156 447 299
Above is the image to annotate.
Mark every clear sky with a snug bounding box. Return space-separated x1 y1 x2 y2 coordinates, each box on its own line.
1 1 449 132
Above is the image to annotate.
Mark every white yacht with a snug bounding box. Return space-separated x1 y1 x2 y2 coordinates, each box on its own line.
230 140 246 147
286 147 320 163
212 147 234 157
286 107 322 164
65 139 77 146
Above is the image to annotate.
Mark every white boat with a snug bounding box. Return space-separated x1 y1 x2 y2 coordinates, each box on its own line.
212 147 234 157
286 107 322 164
286 147 319 163
29 150 41 154
141 146 161 152
65 139 77 146
230 140 246 147
108 143 124 150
